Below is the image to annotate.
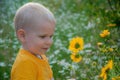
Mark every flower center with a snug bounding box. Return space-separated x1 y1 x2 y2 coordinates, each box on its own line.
75 54 80 58
75 43 80 49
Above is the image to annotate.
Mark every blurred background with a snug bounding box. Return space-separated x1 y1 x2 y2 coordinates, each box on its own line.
0 0 120 80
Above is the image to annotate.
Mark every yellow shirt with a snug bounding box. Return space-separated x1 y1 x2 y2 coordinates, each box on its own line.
11 48 53 80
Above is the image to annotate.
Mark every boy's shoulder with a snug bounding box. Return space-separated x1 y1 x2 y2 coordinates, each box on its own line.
14 49 36 65
15 48 47 64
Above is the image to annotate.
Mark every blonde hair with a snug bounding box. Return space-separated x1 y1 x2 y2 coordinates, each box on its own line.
14 2 56 31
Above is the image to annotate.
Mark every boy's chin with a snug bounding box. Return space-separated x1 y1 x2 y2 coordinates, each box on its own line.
38 51 46 55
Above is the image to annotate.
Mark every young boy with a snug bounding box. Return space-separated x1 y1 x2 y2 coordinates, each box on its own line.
11 2 56 80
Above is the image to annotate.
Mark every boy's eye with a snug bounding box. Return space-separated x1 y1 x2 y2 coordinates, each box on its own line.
39 35 53 39
50 35 53 38
39 36 46 38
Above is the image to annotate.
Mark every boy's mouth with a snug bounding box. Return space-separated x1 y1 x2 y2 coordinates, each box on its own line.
42 48 49 51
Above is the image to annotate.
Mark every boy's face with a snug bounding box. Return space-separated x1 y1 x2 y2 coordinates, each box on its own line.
22 22 55 55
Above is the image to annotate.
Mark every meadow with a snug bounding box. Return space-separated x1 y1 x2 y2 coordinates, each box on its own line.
0 0 120 80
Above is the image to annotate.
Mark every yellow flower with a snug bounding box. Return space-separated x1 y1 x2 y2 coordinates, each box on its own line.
100 67 107 80
112 76 120 80
112 78 116 80
106 60 113 69
102 49 108 53
100 30 110 38
109 48 114 52
69 37 84 53
99 60 113 80
70 53 82 63
107 23 116 27
97 42 103 46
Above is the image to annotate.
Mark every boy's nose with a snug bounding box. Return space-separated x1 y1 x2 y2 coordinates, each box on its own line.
45 38 53 46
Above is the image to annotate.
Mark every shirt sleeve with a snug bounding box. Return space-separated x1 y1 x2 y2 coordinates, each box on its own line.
11 60 37 80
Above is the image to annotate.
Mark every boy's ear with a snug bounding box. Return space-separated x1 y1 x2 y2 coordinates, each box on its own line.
17 29 26 42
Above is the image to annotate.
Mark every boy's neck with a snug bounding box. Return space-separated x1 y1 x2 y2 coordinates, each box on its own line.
21 46 43 59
